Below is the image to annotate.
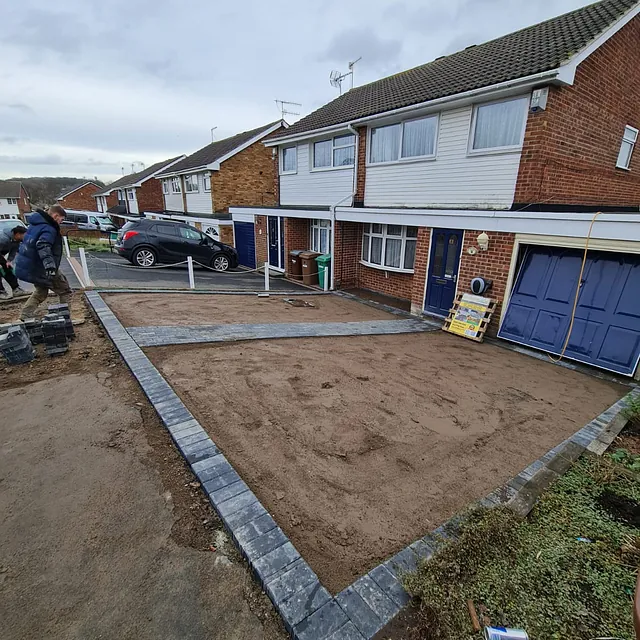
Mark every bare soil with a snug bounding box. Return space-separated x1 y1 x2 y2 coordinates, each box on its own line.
103 292 398 327
148 331 624 594
0 298 285 639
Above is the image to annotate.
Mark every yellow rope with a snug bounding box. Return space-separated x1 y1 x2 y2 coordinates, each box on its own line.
548 211 602 363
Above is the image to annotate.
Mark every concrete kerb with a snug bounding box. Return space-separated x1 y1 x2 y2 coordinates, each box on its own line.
85 289 637 639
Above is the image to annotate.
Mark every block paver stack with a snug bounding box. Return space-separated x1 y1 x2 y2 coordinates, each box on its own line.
0 324 36 365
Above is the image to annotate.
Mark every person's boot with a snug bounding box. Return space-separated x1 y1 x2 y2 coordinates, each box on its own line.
0 291 10 301
12 287 30 298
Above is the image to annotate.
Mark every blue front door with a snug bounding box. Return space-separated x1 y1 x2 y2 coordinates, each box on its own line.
268 216 281 268
499 246 640 375
425 229 463 316
233 221 256 268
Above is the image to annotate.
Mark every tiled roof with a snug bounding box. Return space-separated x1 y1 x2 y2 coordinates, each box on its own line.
94 156 183 196
57 181 100 199
0 180 23 199
156 121 283 176
276 0 638 139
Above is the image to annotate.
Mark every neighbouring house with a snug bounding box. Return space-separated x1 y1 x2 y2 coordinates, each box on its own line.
93 156 185 224
0 180 30 219
56 181 102 211
231 0 640 377
154 121 286 261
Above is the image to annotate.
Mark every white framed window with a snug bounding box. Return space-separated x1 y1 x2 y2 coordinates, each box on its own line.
127 189 135 201
203 173 211 192
185 174 199 193
369 115 438 164
361 224 418 271
469 96 528 153
171 177 181 193
313 134 356 169
617 125 638 170
310 219 331 254
6 198 17 205
162 180 169 195
117 190 124 200
281 146 297 174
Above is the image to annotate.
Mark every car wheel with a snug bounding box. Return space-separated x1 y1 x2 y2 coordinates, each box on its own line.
211 254 230 272
133 247 157 268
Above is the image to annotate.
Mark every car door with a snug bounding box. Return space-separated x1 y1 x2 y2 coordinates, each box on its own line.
153 223 183 261
178 225 213 264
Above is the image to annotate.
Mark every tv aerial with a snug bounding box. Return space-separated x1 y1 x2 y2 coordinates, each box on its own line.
275 100 302 120
329 57 362 94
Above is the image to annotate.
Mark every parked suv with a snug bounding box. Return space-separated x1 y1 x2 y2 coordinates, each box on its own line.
115 219 239 271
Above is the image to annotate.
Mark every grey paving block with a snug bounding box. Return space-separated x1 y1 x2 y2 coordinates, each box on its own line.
174 430 211 448
179 437 217 456
369 564 410 609
168 418 201 436
326 622 366 640
169 424 203 440
196 456 234 484
384 547 418 579
557 440 585 462
352 574 399 623
410 534 438 561
203 470 242 495
234 513 278 547
210 480 251 507
587 439 610 455
217 490 257 518
293 600 350 640
546 453 573 475
265 559 319 605
223 500 267 531
185 443 219 464
336 586 383 637
242 527 288 562
280 581 332 630
254 542 300 584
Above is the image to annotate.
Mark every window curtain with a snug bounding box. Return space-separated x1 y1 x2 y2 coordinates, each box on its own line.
314 141 332 167
333 146 355 166
370 124 401 163
402 117 437 158
404 239 416 269
370 237 383 264
283 148 296 172
473 99 525 150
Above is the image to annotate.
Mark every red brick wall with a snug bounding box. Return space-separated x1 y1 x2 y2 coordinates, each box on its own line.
410 227 431 313
515 17 640 208
283 218 310 277
356 263 414 300
136 180 165 212
57 183 100 211
354 126 367 206
255 215 268 267
457 231 516 335
18 185 30 215
334 221 361 287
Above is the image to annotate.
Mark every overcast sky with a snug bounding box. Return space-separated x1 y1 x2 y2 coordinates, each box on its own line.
1 0 592 182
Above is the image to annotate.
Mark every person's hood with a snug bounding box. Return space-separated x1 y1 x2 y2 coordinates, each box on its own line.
28 210 59 229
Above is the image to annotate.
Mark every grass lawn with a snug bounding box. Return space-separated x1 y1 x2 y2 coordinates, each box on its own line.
403 453 639 640
68 237 113 253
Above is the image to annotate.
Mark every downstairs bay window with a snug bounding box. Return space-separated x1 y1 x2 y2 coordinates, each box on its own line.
361 224 418 271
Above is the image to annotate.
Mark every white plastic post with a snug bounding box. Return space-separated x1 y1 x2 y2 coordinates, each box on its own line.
324 263 329 292
264 262 270 292
78 247 90 287
63 235 71 260
187 256 195 290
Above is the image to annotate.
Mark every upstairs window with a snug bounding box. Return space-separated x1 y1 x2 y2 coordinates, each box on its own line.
470 96 528 152
203 173 211 191
162 180 169 195
281 146 297 173
313 134 355 169
185 175 199 193
361 224 418 271
171 177 181 193
617 125 638 170
370 115 438 163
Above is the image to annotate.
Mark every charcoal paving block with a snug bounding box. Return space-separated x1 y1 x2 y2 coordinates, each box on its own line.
265 559 318 605
326 622 366 640
242 527 288 562
174 430 211 448
293 600 349 640
234 513 278 547
384 547 418 579
210 479 250 506
223 500 267 531
368 564 410 609
352 575 399 622
185 444 219 464
336 586 383 637
217 490 257 518
280 580 332 630
254 542 300 585
203 470 242 496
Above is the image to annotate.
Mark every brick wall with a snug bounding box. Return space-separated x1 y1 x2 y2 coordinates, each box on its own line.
410 227 431 313
211 129 284 213
58 183 100 211
283 218 310 277
515 17 640 208
457 231 516 335
354 126 367 206
254 215 268 267
334 221 361 287
219 224 234 247
18 185 30 215
136 180 165 212
356 263 414 300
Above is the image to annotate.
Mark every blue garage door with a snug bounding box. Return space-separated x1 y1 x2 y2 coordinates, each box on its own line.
233 221 256 268
498 246 640 375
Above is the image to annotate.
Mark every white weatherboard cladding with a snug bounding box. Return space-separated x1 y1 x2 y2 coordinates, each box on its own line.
0 199 19 215
185 174 213 214
164 192 184 212
280 142 354 206
365 105 523 209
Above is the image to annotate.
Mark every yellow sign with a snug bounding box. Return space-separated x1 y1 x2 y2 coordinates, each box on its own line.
448 294 491 338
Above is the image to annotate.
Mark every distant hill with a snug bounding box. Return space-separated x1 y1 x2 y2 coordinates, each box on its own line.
10 177 106 208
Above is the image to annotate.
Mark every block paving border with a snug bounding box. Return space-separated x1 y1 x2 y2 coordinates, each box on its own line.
86 290 638 639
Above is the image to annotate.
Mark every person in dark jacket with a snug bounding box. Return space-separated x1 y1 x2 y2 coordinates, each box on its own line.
15 205 72 320
0 225 29 300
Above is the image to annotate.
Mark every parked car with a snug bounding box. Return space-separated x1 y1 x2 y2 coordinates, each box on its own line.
115 219 238 271
0 219 26 235
64 211 116 232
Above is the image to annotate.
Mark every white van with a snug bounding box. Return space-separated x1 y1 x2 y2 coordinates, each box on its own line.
65 211 116 232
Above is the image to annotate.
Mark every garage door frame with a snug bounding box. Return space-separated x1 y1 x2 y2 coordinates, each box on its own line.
500 234 640 376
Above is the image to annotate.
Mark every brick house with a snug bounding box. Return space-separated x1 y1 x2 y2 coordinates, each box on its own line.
0 180 30 219
155 121 286 267
93 156 184 221
231 0 640 376
56 181 101 211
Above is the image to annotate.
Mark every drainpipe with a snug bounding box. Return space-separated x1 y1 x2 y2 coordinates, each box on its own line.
328 124 358 291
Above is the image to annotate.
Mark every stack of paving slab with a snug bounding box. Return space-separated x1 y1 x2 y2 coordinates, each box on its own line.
42 314 69 356
48 303 75 340
0 323 36 365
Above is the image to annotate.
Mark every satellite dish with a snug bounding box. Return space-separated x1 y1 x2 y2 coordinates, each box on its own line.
330 70 343 89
